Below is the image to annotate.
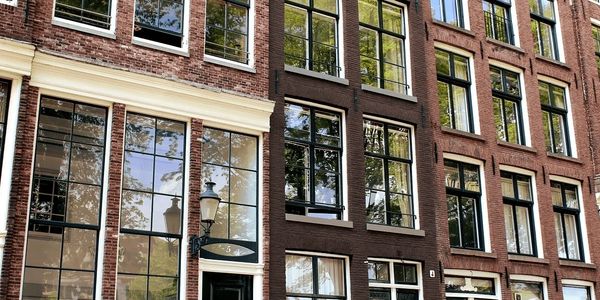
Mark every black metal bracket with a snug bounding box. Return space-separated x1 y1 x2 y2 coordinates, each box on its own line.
190 234 208 258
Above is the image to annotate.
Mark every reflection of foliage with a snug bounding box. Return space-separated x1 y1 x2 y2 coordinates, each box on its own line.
206 0 249 63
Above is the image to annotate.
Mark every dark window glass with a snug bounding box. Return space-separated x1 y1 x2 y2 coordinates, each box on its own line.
117 113 186 299
530 0 558 59
284 103 343 220
539 81 570 156
286 254 346 300
55 0 112 29
483 0 513 44
367 262 390 283
510 280 544 300
134 0 185 47
22 97 107 300
552 181 583 261
436 49 473 133
0 80 10 179
431 0 463 27
200 127 258 262
205 0 250 64
502 171 535 256
491 66 523 144
203 272 253 300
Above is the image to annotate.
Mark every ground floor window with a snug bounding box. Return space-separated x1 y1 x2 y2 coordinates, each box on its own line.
444 270 500 300
203 272 253 300
367 258 421 300
285 252 347 299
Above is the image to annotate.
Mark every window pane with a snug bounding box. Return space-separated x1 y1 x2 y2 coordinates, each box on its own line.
368 262 389 282
493 97 506 141
447 195 460 247
231 169 257 205
382 3 403 34
564 186 578 209
517 177 532 201
152 195 182 234
230 204 257 241
117 275 147 299
436 50 451 76
501 175 514 198
461 197 478 248
541 0 554 19
490 67 502 91
510 281 544 300
202 164 230 202
120 191 152 231
359 0 378 26
286 255 313 294
61 227 97 270
156 119 185 158
505 71 521 96
312 13 337 74
60 270 94 299
125 114 156 153
551 113 566 155
285 103 311 141
504 204 517 253
563 286 590 300
158 0 183 32
438 81 452 128
394 263 417 284
370 288 392 300
505 100 520 144
285 143 310 202
118 234 149 274
555 212 567 258
516 206 533 255
149 276 178 299
154 156 183 196
366 190 386 224
463 164 480 192
315 110 341 147
452 86 470 132
318 257 345 296
364 120 385 154
542 111 553 153
73 104 106 144
360 28 379 87
444 160 460 189
231 133 257 170
454 56 469 81
314 171 339 205
388 125 410 159
22 268 60 299
539 22 555 58
471 278 494 293
25 232 62 268
314 0 336 13
67 183 101 225
389 161 410 194
284 5 309 68
35 140 71 180
365 157 384 190
390 193 412 227
564 214 580 260
150 237 179 276
202 128 230 166
443 0 459 26
124 152 154 192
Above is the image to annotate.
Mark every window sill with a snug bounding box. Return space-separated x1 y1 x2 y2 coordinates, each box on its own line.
366 223 425 236
132 37 189 57
284 65 349 85
535 55 569 70
450 248 497 259
432 20 475 37
204 55 256 73
497 140 537 154
508 254 549 264
285 214 354 228
52 18 116 39
547 152 582 164
441 127 486 142
486 38 524 53
0 0 17 7
559 260 596 269
361 84 417 102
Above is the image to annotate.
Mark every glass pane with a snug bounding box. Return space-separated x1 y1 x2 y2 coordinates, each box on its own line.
202 128 230 166
126 114 156 153
490 67 502 91
230 168 257 205
539 82 550 105
26 231 62 268
552 86 566 109
563 286 590 300
369 288 392 300
121 191 152 231
365 156 384 190
226 2 248 33
136 0 159 27
505 100 520 144
463 164 480 192
364 120 385 154
285 103 311 141
493 97 506 141
39 98 73 139
542 111 553 153
447 195 460 247
202 164 230 202
564 214 580 260
315 110 341 146
284 5 309 68
230 204 257 241
158 0 183 33
60 270 94 299
118 234 149 274
149 276 178 299
210 203 229 239
461 197 478 248
153 156 183 196
444 160 460 189
286 255 313 294
541 0 554 19
471 278 494 293
35 140 71 180
510 281 544 300
517 176 532 201
390 193 412 228
454 55 469 81
389 161 410 194
506 71 521 96
540 22 555 58
73 104 106 143
382 3 403 34
555 212 567 258
368 262 389 282
452 86 470 132
445 276 466 292
565 185 579 209
501 175 514 198
438 81 452 128
314 171 339 205
551 182 563 206
388 125 410 159
231 133 257 170
431 0 443 21
443 0 459 26
359 0 378 26
315 149 339 173
117 275 147 299
22 268 59 299
516 206 533 255
124 152 154 192
551 113 566 155
312 13 337 63
156 119 185 158
61 227 97 270
67 183 101 225
366 190 386 224
382 34 404 71
317 257 345 296
394 263 417 284
285 143 310 202
152 195 182 234
314 0 336 13
360 33 379 87
435 50 451 76
504 204 517 253
150 237 179 276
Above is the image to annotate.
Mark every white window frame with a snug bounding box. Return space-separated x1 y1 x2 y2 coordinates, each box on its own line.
367 258 423 300
434 42 480 135
0 0 17 7
562 279 596 300
537 75 577 157
509 275 549 300
499 165 544 258
444 269 501 300
443 153 491 252
51 0 118 39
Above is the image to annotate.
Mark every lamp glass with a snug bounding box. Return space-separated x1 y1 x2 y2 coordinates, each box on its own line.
200 197 220 223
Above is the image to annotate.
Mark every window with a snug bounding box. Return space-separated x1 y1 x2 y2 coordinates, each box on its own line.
284 0 340 76
530 0 558 60
117 113 186 299
203 273 253 300
286 253 347 300
367 259 420 300
491 66 524 144
445 274 498 300
359 0 408 94
445 159 483 250
563 285 591 300
539 81 570 156
54 0 112 29
201 127 258 262
22 97 108 299
552 181 583 261
502 172 536 256
284 102 343 219
364 119 415 228
134 0 185 47
431 0 464 27
205 0 250 64
0 80 10 175
483 0 513 44
436 49 473 133
510 280 544 300
592 24 600 77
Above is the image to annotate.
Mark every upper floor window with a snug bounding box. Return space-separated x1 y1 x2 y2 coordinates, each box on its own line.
483 0 513 44
134 0 185 47
539 81 571 156
502 171 536 256
552 181 583 261
445 159 483 250
0 80 10 176
364 119 415 228
436 48 474 133
592 24 600 77
201 128 259 262
510 280 545 300
359 0 409 94
22 97 108 299
431 0 464 27
284 102 343 219
205 0 250 64
286 253 347 300
368 259 420 300
530 0 559 60
445 275 497 299
54 0 112 29
284 0 340 76
491 66 524 144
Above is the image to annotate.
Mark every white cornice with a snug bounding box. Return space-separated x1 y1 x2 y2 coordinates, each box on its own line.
0 38 35 76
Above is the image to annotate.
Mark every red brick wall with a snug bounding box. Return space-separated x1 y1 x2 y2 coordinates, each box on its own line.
186 118 203 300
0 0 32 42
261 132 270 300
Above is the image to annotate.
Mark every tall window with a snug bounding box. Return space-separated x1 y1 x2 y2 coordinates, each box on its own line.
563 285 591 300
431 0 463 27
286 253 347 300
436 49 473 133
530 0 558 60
592 25 600 77
0 80 10 175
502 171 535 256
284 103 343 219
445 159 483 250
491 66 524 144
510 280 544 300
284 0 340 76
359 0 408 94
364 119 415 228
117 113 186 299
552 181 583 261
483 0 513 44
54 0 112 29
201 128 258 262
205 0 250 64
539 81 570 156
134 0 184 47
368 260 420 300
22 97 107 299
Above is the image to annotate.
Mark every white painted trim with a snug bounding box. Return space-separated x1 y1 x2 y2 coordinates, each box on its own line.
561 280 597 300
552 0 565 62
337 0 345 79
442 153 490 252
204 55 257 73
402 2 413 96
0 0 17 7
462 0 471 30
179 120 192 300
591 17 600 27
537 76 577 158
509 0 520 47
0 38 35 76
367 258 423 300
51 0 117 37
130 0 190 53
509 275 549 300
131 37 190 57
444 269 501 300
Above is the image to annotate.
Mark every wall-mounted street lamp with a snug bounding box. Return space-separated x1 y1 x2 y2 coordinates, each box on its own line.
190 182 221 258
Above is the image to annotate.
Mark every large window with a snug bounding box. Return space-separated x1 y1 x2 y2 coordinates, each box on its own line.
445 159 483 250
367 259 420 300
445 275 498 300
201 128 258 262
286 253 347 300
284 103 343 219
22 97 108 299
203 272 253 300
530 0 558 60
117 113 186 299
491 66 524 144
54 0 112 29
483 0 513 44
592 25 600 77
359 0 408 94
205 0 250 64
502 171 535 256
0 80 10 175
431 0 464 27
134 0 185 47
552 181 583 261
284 0 340 76
364 119 415 228
539 81 570 156
436 48 473 133
510 280 544 300
563 285 591 300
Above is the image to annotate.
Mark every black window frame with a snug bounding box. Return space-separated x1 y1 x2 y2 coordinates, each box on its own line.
501 171 537 256
491 66 524 145
134 0 185 47
202 272 253 300
431 0 464 28
0 79 10 180
436 48 474 133
204 0 251 64
285 253 347 300
483 0 513 44
539 81 571 156
552 181 584 261
54 0 112 29
530 0 559 60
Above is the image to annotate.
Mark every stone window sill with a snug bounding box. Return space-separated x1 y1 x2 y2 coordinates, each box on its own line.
535 55 570 70
366 223 425 236
441 127 486 142
52 18 116 39
285 214 354 228
486 38 524 54
284 65 349 85
132 37 190 57
497 140 537 154
204 55 256 73
508 254 549 264
559 260 596 269
451 248 497 258
547 152 583 164
432 20 475 37
361 84 417 102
